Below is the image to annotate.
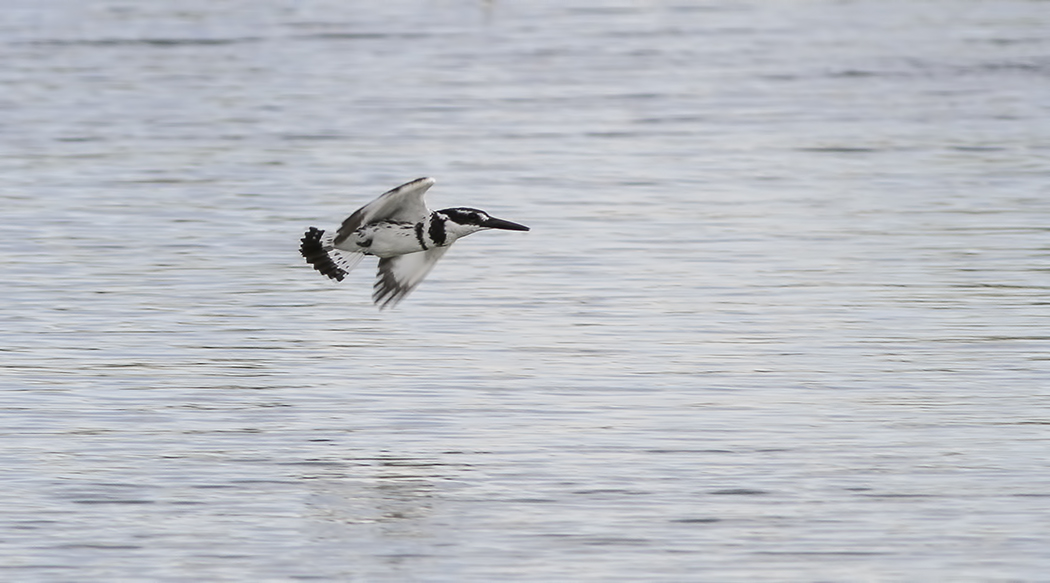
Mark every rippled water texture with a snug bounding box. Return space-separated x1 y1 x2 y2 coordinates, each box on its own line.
2 1 1049 580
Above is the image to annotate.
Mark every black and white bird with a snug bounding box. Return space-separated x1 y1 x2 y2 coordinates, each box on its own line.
300 177 529 309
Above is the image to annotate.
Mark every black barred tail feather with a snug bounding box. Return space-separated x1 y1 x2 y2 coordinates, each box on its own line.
300 227 347 282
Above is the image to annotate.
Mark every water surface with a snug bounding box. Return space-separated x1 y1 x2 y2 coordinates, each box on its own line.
2 1 1049 580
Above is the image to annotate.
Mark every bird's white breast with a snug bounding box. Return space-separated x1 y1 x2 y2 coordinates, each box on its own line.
337 221 425 258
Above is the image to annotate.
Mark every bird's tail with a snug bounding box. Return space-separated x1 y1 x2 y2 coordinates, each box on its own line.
300 227 362 282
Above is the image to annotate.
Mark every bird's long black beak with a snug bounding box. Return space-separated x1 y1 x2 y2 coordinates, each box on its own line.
482 217 530 231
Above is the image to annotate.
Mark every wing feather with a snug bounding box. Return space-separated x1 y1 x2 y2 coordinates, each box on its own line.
334 177 435 245
372 246 451 309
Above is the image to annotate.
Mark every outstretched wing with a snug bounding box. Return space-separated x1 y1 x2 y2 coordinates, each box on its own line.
372 246 451 309
334 177 435 246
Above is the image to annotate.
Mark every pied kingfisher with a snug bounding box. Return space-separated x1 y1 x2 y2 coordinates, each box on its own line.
300 177 529 309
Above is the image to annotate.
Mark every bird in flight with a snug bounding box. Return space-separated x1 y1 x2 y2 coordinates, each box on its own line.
300 177 529 309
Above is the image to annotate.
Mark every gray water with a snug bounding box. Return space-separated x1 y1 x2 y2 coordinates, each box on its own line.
3 1 1050 581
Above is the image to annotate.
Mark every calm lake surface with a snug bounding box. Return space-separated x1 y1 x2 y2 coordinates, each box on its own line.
2 1 1049 580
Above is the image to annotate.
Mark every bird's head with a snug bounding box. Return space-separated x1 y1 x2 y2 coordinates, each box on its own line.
437 207 530 238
